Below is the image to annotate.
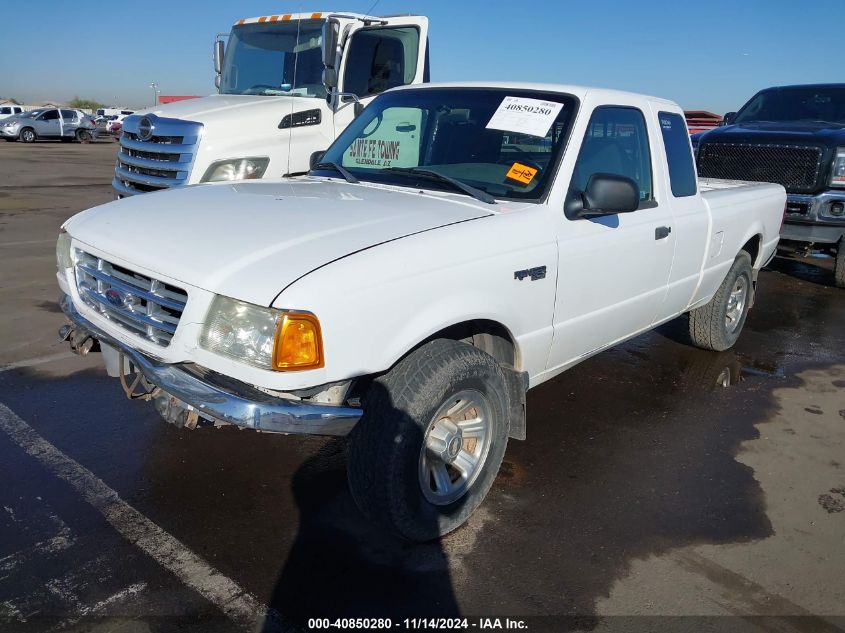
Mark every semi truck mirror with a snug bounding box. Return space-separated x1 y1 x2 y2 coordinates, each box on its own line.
213 40 225 75
323 67 338 90
322 19 340 68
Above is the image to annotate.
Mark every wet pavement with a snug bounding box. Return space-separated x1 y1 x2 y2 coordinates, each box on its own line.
1 142 844 632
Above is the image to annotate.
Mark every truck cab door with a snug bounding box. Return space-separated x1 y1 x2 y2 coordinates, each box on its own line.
546 104 676 372
332 16 429 137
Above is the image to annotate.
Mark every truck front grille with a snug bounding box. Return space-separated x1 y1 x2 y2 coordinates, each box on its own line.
112 114 202 197
697 143 823 194
74 251 188 346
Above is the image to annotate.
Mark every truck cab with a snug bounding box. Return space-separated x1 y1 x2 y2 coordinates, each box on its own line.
113 11 429 197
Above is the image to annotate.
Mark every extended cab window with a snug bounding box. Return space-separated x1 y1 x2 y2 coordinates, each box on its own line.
343 27 420 97
659 112 697 197
572 106 653 203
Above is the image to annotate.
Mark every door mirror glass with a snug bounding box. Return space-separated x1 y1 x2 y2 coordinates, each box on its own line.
213 40 225 74
322 19 340 68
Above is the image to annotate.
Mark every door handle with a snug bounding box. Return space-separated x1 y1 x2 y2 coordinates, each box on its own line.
655 226 672 240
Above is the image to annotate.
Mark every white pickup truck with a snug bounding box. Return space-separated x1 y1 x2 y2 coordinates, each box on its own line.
57 83 785 541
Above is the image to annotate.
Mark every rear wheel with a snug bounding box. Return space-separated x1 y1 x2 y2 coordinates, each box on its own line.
347 339 510 542
19 128 36 143
835 238 845 289
688 251 753 351
76 129 93 143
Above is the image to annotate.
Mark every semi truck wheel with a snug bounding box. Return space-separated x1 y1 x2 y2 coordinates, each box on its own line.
19 128 36 143
346 339 510 542
688 251 753 352
835 238 845 289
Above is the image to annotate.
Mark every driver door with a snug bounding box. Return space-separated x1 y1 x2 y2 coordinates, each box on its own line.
332 16 429 138
35 109 61 137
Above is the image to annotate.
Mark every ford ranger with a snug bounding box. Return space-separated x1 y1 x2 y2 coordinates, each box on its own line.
57 83 786 540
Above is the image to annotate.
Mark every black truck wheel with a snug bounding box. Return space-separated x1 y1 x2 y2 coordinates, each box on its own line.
346 339 510 542
688 251 753 351
835 238 845 289
19 127 36 143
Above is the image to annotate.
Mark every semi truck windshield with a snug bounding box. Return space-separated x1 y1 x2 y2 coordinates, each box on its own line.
220 20 326 98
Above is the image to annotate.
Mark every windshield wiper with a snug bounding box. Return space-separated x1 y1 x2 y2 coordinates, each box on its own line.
382 167 496 204
313 162 358 184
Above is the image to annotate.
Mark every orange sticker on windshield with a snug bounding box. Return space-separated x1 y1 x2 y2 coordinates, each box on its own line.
505 162 538 185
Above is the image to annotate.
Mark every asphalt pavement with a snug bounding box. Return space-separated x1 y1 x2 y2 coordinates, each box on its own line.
0 141 843 633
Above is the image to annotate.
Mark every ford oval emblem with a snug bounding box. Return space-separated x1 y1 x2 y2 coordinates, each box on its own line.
137 117 154 141
105 288 127 308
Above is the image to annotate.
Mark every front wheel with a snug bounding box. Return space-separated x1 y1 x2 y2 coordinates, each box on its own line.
346 339 510 542
834 238 845 289
19 128 36 143
687 251 753 351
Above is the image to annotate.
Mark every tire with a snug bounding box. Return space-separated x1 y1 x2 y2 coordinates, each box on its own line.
76 129 92 143
688 251 753 351
19 128 36 143
347 339 510 542
835 238 845 289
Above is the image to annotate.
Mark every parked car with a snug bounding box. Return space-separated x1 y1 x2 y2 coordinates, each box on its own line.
56 83 785 540
0 104 24 120
0 108 96 143
696 83 845 287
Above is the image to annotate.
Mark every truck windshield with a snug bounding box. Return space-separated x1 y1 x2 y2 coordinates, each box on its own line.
220 20 326 98
315 88 577 201
734 86 845 126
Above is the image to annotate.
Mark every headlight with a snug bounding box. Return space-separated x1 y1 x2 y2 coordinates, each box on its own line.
199 295 323 371
200 157 269 183
56 230 73 271
831 148 845 188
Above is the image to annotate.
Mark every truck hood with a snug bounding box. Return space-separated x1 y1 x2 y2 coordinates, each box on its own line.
136 93 317 128
699 121 845 147
65 179 494 306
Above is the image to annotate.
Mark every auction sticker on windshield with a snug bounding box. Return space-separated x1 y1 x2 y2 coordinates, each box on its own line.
505 162 538 185
486 96 564 138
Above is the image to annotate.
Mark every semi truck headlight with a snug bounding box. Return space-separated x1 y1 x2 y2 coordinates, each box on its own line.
200 157 269 183
832 148 845 188
56 230 73 271
199 296 323 371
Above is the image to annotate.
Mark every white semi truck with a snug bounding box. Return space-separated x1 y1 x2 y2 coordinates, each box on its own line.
113 10 429 196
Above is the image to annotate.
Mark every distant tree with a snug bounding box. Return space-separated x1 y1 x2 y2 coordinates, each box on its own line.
0 97 21 105
68 96 105 110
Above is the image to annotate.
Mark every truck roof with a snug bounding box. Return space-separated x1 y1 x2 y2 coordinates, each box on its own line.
389 81 679 108
761 83 845 91
235 11 417 25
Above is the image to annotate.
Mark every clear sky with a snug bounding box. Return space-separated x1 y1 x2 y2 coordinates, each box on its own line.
1 0 842 113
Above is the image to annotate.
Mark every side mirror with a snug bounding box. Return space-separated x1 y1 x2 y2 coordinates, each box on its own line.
322 19 340 69
566 173 640 219
213 40 225 75
721 111 737 126
309 151 325 170
322 67 338 90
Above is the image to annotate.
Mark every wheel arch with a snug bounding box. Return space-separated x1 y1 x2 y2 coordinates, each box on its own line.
740 233 763 269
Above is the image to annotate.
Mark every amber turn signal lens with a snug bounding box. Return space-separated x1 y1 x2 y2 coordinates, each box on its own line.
272 312 324 371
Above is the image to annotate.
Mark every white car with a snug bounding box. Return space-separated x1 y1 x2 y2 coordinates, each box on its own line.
0 104 24 120
0 108 96 142
57 82 786 540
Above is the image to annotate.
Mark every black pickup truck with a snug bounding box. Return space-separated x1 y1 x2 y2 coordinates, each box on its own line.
694 84 845 287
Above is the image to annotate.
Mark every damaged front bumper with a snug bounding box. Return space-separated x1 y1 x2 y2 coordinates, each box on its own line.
59 294 362 436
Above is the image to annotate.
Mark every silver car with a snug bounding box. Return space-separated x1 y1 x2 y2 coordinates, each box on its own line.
0 108 97 143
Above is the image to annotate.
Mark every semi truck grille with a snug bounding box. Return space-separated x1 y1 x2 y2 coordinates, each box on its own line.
113 114 202 197
697 143 823 194
74 251 188 346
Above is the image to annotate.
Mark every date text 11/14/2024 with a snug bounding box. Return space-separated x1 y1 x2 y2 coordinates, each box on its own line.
307 617 529 630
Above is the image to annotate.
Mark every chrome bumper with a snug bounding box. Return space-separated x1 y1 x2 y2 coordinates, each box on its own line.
60 294 362 436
